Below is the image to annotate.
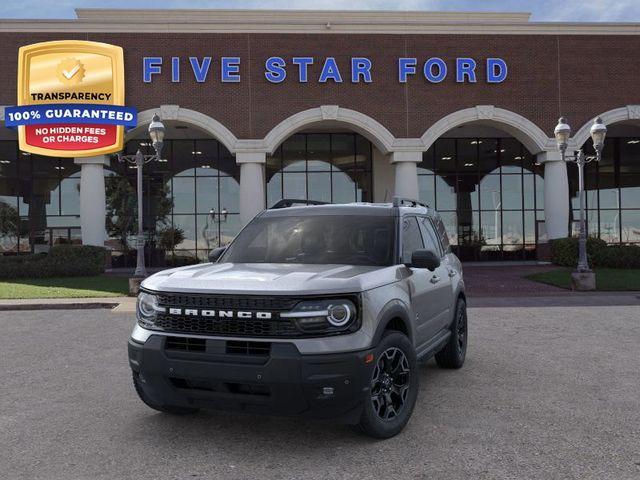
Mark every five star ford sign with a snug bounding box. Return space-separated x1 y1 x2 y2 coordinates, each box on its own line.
4 40 137 158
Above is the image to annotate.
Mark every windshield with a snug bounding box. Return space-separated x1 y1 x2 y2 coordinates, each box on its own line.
220 215 395 266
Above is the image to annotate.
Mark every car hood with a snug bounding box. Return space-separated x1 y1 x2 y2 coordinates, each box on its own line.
141 262 400 295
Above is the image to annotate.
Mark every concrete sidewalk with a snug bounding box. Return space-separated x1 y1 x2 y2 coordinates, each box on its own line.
0 296 135 312
1 291 639 311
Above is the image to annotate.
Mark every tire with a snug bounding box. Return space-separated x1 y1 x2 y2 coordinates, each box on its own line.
132 372 199 415
356 331 419 439
435 297 468 369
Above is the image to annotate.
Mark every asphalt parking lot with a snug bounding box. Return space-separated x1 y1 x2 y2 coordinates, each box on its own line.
1 305 639 480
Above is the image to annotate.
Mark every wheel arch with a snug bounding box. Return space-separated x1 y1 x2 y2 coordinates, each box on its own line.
372 302 413 346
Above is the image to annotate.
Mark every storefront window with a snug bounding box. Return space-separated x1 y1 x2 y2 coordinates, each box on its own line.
569 137 640 245
419 137 543 260
0 143 83 254
105 138 240 267
266 133 373 207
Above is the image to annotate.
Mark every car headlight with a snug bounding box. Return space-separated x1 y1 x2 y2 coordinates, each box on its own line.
281 298 359 334
136 292 164 328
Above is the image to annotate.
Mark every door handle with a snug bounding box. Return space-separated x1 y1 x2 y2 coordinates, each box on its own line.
430 275 441 284
448 269 457 278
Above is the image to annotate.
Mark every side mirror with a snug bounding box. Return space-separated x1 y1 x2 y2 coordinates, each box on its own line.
208 246 227 263
409 249 440 271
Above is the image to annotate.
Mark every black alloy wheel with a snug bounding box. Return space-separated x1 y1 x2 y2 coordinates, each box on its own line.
355 331 419 439
435 297 468 369
370 347 411 420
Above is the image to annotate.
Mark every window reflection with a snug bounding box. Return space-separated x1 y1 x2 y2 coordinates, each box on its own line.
419 137 543 260
109 138 241 266
569 137 640 244
266 133 373 206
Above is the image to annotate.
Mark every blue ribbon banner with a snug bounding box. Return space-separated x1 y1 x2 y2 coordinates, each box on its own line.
4 104 137 128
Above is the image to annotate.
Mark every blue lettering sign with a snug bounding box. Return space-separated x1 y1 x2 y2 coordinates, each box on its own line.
398 58 417 83
351 58 372 83
221 57 240 83
143 57 162 83
424 58 447 83
292 57 313 82
189 57 211 83
319 57 342 83
171 57 180 83
141 55 508 85
265 56 287 83
487 58 508 83
456 58 477 83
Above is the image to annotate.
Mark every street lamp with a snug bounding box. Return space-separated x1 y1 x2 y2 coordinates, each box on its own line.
553 116 607 280
117 113 165 277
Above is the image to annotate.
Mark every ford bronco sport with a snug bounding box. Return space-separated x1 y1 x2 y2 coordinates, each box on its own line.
128 197 467 438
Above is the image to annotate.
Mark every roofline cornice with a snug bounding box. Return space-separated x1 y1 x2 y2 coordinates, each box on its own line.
0 9 639 35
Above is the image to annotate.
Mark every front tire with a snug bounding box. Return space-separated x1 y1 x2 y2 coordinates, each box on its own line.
132 372 199 415
435 297 467 369
356 331 419 439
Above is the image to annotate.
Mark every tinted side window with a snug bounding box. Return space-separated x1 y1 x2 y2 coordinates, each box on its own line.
434 216 451 253
401 217 424 264
419 217 442 256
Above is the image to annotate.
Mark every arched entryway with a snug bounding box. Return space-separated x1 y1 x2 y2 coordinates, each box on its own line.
0 126 86 255
262 106 396 208
418 107 554 261
111 118 241 267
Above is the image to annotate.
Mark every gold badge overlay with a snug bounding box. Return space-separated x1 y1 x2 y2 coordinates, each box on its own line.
17 40 125 157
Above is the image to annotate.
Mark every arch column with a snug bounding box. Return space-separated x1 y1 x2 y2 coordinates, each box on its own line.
74 155 109 246
538 151 569 239
237 151 266 224
391 151 421 200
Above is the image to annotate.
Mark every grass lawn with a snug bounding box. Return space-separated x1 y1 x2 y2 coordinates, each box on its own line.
0 276 130 299
526 268 640 291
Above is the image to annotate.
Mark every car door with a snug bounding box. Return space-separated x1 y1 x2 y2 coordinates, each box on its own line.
401 216 441 346
418 216 453 332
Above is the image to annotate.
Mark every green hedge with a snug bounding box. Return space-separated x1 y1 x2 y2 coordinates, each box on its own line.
0 245 107 279
550 237 640 268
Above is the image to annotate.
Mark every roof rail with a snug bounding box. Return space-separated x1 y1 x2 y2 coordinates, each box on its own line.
269 199 329 209
392 196 429 209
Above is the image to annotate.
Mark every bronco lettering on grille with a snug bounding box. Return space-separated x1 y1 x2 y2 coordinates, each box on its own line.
166 308 273 319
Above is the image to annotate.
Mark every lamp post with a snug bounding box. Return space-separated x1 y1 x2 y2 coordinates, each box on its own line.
553 116 607 286
117 113 165 277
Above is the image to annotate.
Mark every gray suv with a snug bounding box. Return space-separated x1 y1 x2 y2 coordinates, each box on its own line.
128 198 467 438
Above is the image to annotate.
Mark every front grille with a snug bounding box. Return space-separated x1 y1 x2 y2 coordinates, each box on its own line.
156 293 299 311
165 336 206 352
170 377 271 397
154 313 300 337
151 293 303 337
226 340 271 356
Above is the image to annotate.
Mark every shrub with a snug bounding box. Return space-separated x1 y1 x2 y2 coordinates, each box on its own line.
157 226 185 252
0 245 106 279
550 237 640 268
593 244 640 268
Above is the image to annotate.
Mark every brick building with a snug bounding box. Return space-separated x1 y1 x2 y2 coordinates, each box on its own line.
0 9 639 264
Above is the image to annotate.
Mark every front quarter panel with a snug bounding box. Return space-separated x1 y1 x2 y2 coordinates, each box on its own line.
362 278 415 347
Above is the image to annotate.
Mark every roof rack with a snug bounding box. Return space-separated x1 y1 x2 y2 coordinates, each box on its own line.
392 196 429 209
269 199 329 209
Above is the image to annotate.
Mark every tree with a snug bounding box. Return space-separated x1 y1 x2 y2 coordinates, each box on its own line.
0 201 22 251
104 176 173 252
157 226 185 252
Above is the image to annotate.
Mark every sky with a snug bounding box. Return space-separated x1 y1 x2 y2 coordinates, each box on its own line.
0 0 639 22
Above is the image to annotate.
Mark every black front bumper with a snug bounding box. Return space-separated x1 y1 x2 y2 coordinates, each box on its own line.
128 335 374 423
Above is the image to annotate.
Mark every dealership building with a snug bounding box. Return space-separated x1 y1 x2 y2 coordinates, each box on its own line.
0 9 639 265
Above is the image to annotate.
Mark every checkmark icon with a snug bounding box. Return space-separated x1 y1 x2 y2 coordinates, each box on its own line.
62 64 80 79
